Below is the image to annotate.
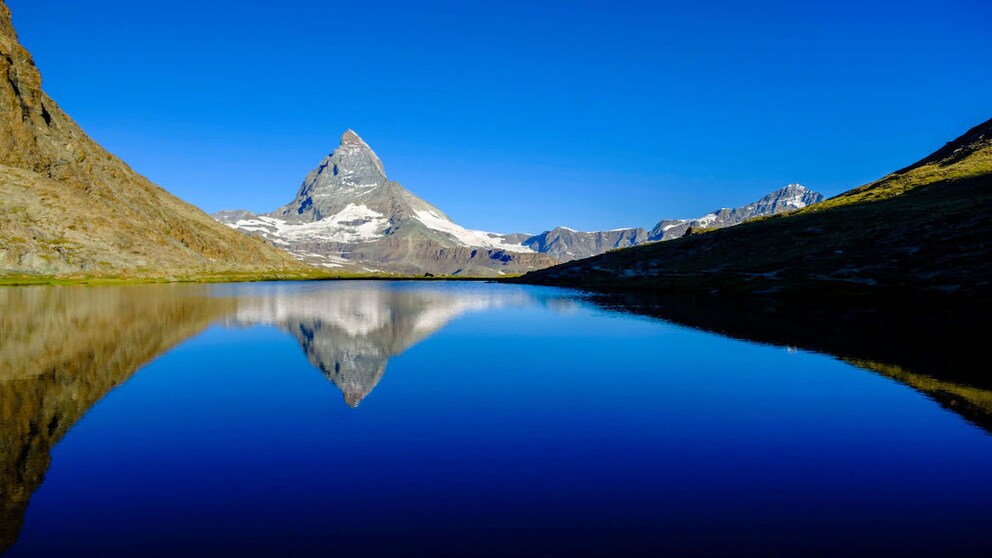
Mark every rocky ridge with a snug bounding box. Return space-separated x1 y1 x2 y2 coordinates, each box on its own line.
521 184 824 261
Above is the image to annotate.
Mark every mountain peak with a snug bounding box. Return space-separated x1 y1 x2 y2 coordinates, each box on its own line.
753 183 824 213
341 129 369 149
647 184 825 241
272 131 391 221
757 183 823 208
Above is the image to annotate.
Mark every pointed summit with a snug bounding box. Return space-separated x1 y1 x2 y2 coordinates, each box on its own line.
325 128 386 181
217 129 558 275
340 129 368 148
755 183 824 212
273 130 389 221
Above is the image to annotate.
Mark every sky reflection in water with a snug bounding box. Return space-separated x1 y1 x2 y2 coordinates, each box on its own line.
1 281 990 557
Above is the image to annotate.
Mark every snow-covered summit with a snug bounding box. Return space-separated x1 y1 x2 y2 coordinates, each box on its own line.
214 131 555 275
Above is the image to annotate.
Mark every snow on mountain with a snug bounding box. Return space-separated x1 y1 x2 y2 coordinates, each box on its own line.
523 184 825 261
214 131 823 271
229 204 389 245
411 209 534 253
214 131 555 276
647 183 825 241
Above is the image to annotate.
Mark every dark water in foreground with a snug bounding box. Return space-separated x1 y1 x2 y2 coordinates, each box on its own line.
1 281 990 557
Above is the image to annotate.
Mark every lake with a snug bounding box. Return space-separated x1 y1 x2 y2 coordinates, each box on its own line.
1 281 990 557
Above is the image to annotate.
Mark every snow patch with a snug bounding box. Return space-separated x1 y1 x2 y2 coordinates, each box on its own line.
780 195 808 209
694 213 718 227
231 204 388 244
412 209 535 253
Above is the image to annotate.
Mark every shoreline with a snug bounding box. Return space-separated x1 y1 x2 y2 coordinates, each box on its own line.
0 272 521 287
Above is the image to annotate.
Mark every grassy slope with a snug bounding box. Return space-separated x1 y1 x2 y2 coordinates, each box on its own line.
518 118 992 299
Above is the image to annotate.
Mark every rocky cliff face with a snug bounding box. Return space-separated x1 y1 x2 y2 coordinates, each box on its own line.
215 131 558 276
0 1 310 278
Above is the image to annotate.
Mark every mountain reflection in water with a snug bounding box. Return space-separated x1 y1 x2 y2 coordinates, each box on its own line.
226 282 539 406
0 282 565 553
1 281 990 556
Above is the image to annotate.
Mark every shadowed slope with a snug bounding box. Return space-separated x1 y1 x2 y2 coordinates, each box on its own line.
587 291 992 434
0 2 313 280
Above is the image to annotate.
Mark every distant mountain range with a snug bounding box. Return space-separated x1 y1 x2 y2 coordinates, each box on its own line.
0 2 309 281
520 184 823 261
519 117 992 300
646 183 823 241
216 131 824 273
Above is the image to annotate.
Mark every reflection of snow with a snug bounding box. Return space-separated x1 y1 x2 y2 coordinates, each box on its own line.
236 289 391 336
227 283 537 407
232 284 533 338
411 296 494 334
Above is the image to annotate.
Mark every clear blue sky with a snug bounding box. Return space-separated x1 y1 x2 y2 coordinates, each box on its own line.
8 0 991 233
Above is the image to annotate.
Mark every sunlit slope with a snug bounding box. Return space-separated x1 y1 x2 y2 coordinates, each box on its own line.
0 2 314 280
810 117 992 210
519 117 992 299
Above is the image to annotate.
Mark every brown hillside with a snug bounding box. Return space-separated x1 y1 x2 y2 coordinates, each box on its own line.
0 1 313 279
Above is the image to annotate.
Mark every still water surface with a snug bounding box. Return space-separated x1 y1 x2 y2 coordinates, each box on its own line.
1 281 990 556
